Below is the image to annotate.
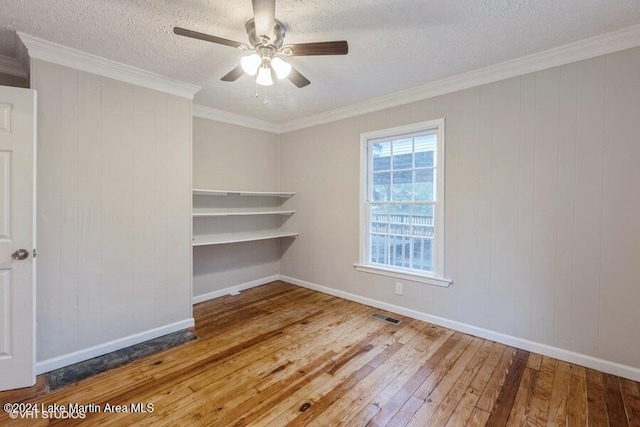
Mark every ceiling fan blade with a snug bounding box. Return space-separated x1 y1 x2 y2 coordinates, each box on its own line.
286 41 348 56
252 0 276 41
173 27 248 49
288 67 310 88
221 65 245 82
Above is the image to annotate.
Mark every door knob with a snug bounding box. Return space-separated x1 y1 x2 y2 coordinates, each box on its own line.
11 249 29 260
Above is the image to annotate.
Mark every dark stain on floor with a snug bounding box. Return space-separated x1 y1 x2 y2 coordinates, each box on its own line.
46 329 197 390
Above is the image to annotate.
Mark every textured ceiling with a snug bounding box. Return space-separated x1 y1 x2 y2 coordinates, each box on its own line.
2 0 640 123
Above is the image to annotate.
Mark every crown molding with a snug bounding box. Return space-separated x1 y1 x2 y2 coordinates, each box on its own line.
279 23 640 133
17 32 200 99
0 54 27 78
191 23 640 134
193 104 281 134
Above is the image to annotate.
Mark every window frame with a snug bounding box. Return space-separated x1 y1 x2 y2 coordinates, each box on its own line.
355 119 452 287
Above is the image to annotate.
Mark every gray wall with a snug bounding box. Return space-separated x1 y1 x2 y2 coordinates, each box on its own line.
32 59 193 362
279 47 640 371
192 117 281 298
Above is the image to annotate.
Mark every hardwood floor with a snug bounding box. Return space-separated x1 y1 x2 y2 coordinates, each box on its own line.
1 281 639 426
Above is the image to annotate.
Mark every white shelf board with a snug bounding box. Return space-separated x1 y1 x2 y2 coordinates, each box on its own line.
192 230 299 246
192 189 228 196
193 209 295 217
193 189 295 198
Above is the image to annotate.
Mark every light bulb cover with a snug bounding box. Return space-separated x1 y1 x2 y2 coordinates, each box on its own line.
256 66 273 86
240 54 261 76
271 57 292 79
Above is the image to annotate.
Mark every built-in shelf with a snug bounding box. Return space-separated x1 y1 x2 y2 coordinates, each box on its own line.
192 188 297 247
193 208 295 217
193 189 295 198
192 230 299 246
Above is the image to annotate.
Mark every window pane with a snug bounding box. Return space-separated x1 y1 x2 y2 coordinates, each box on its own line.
392 170 412 201
371 203 389 215
390 223 411 236
410 204 433 217
415 134 436 167
389 235 411 268
390 203 410 235
411 205 434 237
372 172 391 201
412 238 433 272
372 141 391 171
414 168 434 201
392 138 413 170
390 203 411 217
411 205 433 237
370 234 388 265
370 203 389 234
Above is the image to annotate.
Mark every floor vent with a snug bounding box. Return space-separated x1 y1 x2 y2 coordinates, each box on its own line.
371 313 401 325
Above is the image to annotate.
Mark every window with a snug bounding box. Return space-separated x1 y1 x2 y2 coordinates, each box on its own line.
356 119 451 287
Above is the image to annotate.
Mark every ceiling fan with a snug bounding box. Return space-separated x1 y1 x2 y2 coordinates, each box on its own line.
173 0 348 88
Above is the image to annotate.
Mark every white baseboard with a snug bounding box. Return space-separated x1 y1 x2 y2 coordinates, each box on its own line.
192 275 280 304
35 318 195 375
280 275 640 382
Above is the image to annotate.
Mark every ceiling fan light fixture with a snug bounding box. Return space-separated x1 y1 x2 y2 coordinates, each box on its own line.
256 66 273 86
240 53 261 76
173 0 350 91
271 57 292 79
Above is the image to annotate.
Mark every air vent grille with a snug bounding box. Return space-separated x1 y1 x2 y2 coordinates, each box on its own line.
371 313 401 325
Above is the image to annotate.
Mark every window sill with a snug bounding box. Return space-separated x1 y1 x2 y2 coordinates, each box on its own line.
353 264 452 287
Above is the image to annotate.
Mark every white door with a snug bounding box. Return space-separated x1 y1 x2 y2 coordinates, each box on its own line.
0 86 36 391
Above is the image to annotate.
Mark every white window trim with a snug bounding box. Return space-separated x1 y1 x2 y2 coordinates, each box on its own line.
355 119 452 287
353 264 452 287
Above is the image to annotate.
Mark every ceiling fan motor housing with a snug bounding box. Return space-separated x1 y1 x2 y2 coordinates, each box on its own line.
245 18 286 49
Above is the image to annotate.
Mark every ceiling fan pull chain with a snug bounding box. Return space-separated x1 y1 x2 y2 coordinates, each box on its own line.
263 85 268 105
255 82 259 98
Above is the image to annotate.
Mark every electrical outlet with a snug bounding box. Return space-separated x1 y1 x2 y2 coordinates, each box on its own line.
395 282 403 295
